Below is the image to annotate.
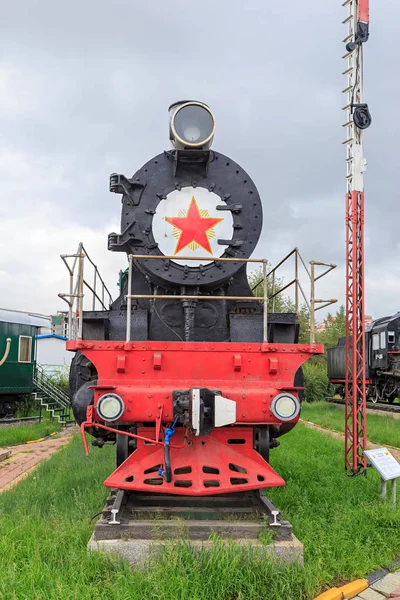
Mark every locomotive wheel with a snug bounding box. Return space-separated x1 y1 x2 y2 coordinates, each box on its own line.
116 434 129 467
116 426 137 467
253 426 270 463
69 351 97 398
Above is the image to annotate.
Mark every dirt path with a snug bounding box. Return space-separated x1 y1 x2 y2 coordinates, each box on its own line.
302 420 400 461
0 428 75 492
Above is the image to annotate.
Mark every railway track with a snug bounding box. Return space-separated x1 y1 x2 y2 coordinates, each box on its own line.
0 415 42 427
88 488 303 565
327 397 400 414
94 488 291 541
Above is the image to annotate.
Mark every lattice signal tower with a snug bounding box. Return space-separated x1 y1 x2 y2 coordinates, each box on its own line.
342 0 371 473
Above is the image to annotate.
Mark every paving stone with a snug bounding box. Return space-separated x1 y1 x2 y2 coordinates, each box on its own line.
371 574 400 597
358 588 387 600
0 430 74 492
389 587 400 598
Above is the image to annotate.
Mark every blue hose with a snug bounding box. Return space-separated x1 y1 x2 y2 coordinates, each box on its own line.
158 418 178 482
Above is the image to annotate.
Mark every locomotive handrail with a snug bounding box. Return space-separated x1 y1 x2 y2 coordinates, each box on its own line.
125 254 269 343
128 254 267 263
250 248 337 343
61 246 336 344
59 242 113 340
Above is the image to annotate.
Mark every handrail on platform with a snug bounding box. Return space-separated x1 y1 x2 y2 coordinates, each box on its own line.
60 246 337 345
58 242 113 340
251 248 337 343
125 255 269 343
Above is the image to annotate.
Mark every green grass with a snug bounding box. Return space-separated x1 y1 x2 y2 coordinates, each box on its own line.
301 401 400 448
1 427 400 599
0 417 63 447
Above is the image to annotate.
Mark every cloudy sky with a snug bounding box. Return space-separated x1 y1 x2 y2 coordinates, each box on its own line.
1 0 399 321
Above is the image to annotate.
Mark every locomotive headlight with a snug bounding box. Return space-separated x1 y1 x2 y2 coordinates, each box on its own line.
96 393 125 422
271 393 300 421
169 101 215 150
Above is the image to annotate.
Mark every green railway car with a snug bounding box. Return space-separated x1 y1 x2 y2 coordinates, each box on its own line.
0 309 49 418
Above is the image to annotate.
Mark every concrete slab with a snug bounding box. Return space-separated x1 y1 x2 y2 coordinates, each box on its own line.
358 588 387 600
371 574 400 597
87 532 304 567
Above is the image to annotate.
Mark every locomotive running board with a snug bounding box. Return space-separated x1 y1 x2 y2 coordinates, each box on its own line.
103 427 285 496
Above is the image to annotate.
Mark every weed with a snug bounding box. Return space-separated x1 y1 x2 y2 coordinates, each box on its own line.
0 418 63 447
258 519 274 545
0 428 400 599
301 401 400 448
303 360 333 403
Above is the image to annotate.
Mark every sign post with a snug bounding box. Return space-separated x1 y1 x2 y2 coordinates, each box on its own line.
364 448 400 505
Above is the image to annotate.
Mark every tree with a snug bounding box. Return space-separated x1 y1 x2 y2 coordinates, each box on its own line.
317 304 346 349
248 265 293 313
248 265 311 342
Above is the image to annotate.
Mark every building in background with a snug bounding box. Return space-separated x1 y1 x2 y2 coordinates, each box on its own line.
51 313 69 337
0 308 50 417
315 315 373 333
36 333 72 375
0 308 72 377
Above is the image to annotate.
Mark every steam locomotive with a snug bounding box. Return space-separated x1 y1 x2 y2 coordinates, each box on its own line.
327 312 400 403
69 101 323 495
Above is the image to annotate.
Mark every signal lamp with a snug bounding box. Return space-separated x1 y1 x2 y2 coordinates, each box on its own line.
96 393 125 422
271 393 300 421
169 100 215 150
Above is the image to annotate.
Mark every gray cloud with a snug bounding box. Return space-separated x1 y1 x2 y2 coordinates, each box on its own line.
1 0 399 321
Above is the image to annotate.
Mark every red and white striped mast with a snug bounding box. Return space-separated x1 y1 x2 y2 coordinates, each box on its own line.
342 0 371 473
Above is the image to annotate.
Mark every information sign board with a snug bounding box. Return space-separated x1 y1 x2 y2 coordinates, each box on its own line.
364 448 400 481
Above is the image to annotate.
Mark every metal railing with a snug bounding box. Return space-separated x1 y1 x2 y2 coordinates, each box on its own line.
59 242 113 340
251 248 337 343
61 247 336 345
33 364 71 408
125 254 270 343
39 364 70 378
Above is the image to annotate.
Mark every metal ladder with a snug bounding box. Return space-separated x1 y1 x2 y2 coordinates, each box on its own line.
342 0 370 473
33 364 72 426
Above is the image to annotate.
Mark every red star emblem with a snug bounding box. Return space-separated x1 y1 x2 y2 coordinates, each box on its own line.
165 196 223 255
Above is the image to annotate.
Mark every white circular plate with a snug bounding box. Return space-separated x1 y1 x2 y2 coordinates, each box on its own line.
152 187 233 267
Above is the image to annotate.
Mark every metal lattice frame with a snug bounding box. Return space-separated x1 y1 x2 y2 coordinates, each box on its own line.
342 0 369 473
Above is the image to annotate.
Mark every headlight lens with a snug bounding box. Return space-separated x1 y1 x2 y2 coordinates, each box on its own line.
171 102 215 148
96 393 125 421
271 393 300 421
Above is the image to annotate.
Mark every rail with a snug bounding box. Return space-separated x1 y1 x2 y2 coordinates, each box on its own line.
251 248 337 343
58 242 113 340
